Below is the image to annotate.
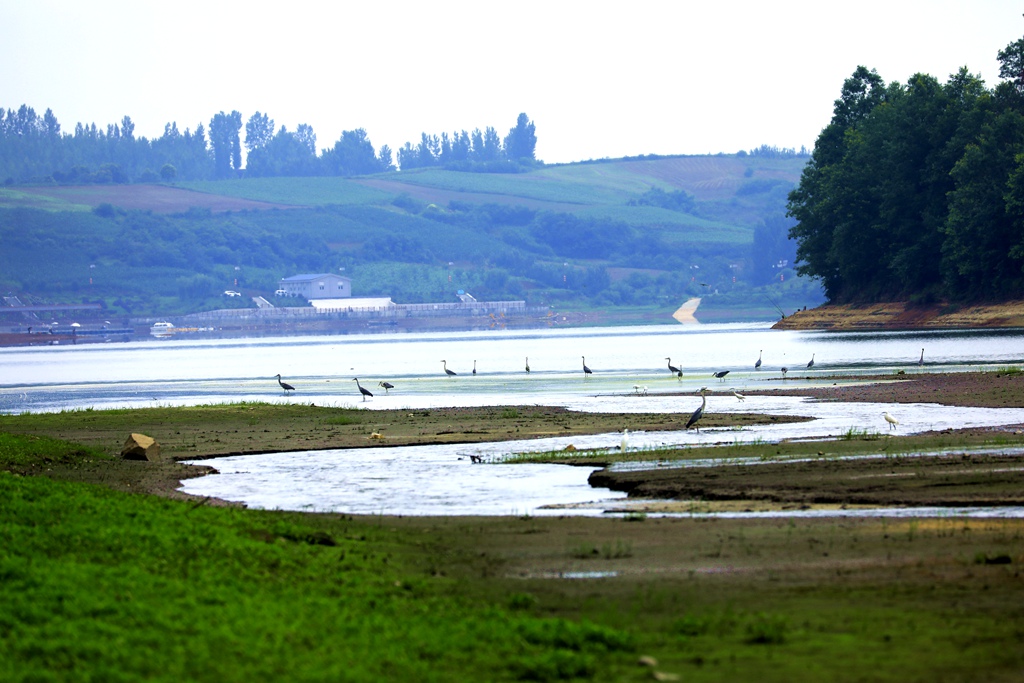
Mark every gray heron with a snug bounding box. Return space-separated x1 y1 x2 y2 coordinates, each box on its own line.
353 378 373 401
686 387 708 431
275 374 295 394
582 356 593 376
441 360 457 377
378 381 394 394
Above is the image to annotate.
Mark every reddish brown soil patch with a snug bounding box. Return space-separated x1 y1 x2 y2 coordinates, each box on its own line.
775 301 1024 330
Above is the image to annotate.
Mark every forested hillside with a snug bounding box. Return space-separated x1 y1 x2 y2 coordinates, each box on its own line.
788 36 1024 303
0 152 817 321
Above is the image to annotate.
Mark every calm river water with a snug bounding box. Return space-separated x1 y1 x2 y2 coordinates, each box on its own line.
3 323 1024 516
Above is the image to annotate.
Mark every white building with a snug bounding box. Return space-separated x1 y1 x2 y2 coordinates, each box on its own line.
278 273 352 300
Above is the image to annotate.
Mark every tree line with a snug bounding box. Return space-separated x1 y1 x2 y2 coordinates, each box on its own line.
788 35 1024 303
0 108 538 184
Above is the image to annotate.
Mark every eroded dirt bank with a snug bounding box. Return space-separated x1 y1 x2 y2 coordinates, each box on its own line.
773 300 1024 330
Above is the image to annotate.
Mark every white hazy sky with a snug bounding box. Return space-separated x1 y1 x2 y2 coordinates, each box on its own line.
2 1 1022 164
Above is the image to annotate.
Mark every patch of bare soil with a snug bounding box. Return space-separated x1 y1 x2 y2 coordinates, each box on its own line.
775 300 1024 330
744 371 1024 408
590 452 1024 508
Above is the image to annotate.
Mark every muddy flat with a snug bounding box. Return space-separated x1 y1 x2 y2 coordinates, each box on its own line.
590 451 1024 508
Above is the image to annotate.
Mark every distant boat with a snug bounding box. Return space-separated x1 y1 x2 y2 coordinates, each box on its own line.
150 322 175 338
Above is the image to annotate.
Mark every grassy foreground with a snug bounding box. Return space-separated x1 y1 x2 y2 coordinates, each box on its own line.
1 391 1024 681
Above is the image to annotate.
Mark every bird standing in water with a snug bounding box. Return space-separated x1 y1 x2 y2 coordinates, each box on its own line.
883 411 899 431
686 387 708 431
275 374 295 394
582 356 593 376
378 381 394 394
441 360 457 377
755 350 762 370
353 378 373 401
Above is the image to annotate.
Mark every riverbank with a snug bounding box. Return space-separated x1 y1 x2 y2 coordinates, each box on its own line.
0 404 809 501
773 299 1024 330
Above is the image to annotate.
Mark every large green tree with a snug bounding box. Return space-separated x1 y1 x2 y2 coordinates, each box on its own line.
209 110 242 178
787 37 1024 303
504 112 537 162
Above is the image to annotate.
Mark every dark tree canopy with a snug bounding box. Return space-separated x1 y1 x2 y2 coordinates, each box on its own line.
787 36 1024 303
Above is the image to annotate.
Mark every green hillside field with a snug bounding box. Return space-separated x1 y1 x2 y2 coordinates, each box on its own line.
0 154 823 322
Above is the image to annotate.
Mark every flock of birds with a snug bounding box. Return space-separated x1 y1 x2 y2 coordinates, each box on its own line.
275 346 925 432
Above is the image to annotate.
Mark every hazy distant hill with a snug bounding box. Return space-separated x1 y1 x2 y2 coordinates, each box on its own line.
0 153 822 322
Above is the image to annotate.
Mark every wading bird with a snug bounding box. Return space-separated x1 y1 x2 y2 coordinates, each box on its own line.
620 428 629 452
686 387 708 431
807 354 815 369
919 348 924 366
275 374 295 394
732 391 746 401
441 360 457 377
525 357 530 373
353 378 373 401
582 356 593 376
883 411 899 431
755 350 762 370
633 385 648 396
472 360 477 375
666 357 680 375
712 370 730 381
377 381 394 394
781 367 788 379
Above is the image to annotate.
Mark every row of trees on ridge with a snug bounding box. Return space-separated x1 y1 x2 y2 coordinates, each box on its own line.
0 108 538 184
